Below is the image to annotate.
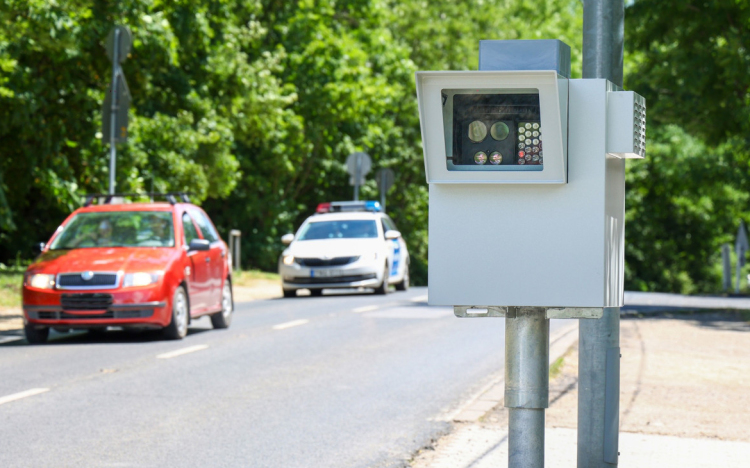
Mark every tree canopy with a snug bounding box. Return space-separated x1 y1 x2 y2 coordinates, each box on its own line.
1 0 746 293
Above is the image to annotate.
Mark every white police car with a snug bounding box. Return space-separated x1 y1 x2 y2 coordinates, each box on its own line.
278 201 409 297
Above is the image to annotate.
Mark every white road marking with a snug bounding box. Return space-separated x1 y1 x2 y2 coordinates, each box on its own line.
410 295 428 303
272 319 309 330
352 305 380 313
0 388 50 406
156 344 209 359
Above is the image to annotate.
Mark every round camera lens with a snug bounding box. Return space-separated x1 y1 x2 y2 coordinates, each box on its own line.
489 151 503 165
490 122 510 141
468 121 487 143
474 151 488 165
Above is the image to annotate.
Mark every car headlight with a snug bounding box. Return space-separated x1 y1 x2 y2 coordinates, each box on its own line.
28 274 55 290
282 255 295 265
123 272 161 288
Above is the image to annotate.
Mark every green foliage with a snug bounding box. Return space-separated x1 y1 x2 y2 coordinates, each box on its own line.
624 0 750 293
625 125 748 293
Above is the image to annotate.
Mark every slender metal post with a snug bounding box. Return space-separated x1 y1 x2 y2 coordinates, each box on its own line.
354 156 361 201
108 29 120 195
380 177 386 213
578 2 624 467
506 307 549 468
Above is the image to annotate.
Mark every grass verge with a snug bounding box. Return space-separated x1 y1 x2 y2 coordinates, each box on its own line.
0 267 24 309
232 269 280 287
549 356 565 380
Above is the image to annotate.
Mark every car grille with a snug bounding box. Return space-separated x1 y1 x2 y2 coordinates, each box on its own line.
61 293 114 311
57 272 119 289
295 256 359 267
289 274 376 284
30 309 154 320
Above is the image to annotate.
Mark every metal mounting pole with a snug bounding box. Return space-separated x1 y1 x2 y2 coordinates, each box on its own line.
354 156 361 201
108 28 120 195
579 2 624 467
506 307 549 468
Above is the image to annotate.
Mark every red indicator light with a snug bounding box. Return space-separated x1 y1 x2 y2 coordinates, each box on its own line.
518 151 525 158
316 203 331 213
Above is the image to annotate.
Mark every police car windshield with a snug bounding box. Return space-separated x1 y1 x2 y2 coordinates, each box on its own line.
50 211 175 249
297 220 378 240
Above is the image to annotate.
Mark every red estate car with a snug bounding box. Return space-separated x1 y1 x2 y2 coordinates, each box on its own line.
22 194 233 344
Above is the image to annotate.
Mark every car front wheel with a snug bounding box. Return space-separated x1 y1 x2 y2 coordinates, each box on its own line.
373 263 389 295
24 324 49 344
211 281 233 329
395 263 409 291
163 286 189 340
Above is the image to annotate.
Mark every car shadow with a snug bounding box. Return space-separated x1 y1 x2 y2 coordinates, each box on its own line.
1 326 214 347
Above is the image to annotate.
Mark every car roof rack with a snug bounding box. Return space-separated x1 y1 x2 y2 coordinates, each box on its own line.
82 192 192 207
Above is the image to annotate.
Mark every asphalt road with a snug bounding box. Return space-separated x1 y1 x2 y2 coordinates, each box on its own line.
0 287 568 468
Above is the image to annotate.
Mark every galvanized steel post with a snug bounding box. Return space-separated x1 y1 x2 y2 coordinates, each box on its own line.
579 2 624 467
505 307 549 468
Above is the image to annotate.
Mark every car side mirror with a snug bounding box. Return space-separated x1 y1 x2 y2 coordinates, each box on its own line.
188 239 210 251
34 242 46 253
281 233 294 245
384 230 401 240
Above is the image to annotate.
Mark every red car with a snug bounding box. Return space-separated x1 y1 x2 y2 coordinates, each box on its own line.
22 194 233 343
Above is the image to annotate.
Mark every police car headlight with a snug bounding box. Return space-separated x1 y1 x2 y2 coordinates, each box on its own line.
282 255 295 265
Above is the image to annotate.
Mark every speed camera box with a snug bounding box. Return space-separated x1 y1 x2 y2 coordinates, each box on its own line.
416 74 633 308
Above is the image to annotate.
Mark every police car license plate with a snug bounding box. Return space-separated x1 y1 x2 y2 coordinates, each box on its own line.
310 269 342 278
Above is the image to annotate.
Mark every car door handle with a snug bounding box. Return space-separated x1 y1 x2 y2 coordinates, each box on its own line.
205 257 211 263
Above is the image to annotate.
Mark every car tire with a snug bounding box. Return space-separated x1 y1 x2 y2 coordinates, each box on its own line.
87 327 107 337
163 286 189 340
309 289 323 297
210 281 233 329
373 264 389 295
283 289 296 298
24 324 49 344
395 263 409 291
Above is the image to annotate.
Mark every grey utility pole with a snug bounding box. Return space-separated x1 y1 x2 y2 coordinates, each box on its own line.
108 28 119 195
103 26 132 195
578 1 624 467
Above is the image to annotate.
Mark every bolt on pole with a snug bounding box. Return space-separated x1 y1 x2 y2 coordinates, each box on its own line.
505 307 549 468
579 2 624 466
108 28 120 195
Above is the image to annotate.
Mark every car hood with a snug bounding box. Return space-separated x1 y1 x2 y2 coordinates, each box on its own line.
286 239 382 259
29 247 180 274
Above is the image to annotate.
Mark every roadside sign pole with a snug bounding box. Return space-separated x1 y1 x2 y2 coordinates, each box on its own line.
108 28 120 195
346 152 372 202
578 1 624 467
506 307 549 468
354 156 361 201
379 177 385 212
375 168 394 214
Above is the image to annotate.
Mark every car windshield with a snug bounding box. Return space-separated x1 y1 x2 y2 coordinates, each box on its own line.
297 220 378 240
49 211 175 249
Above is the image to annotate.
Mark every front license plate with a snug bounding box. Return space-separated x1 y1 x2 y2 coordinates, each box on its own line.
310 269 342 278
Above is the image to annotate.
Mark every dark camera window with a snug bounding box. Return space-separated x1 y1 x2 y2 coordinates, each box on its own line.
445 91 544 171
